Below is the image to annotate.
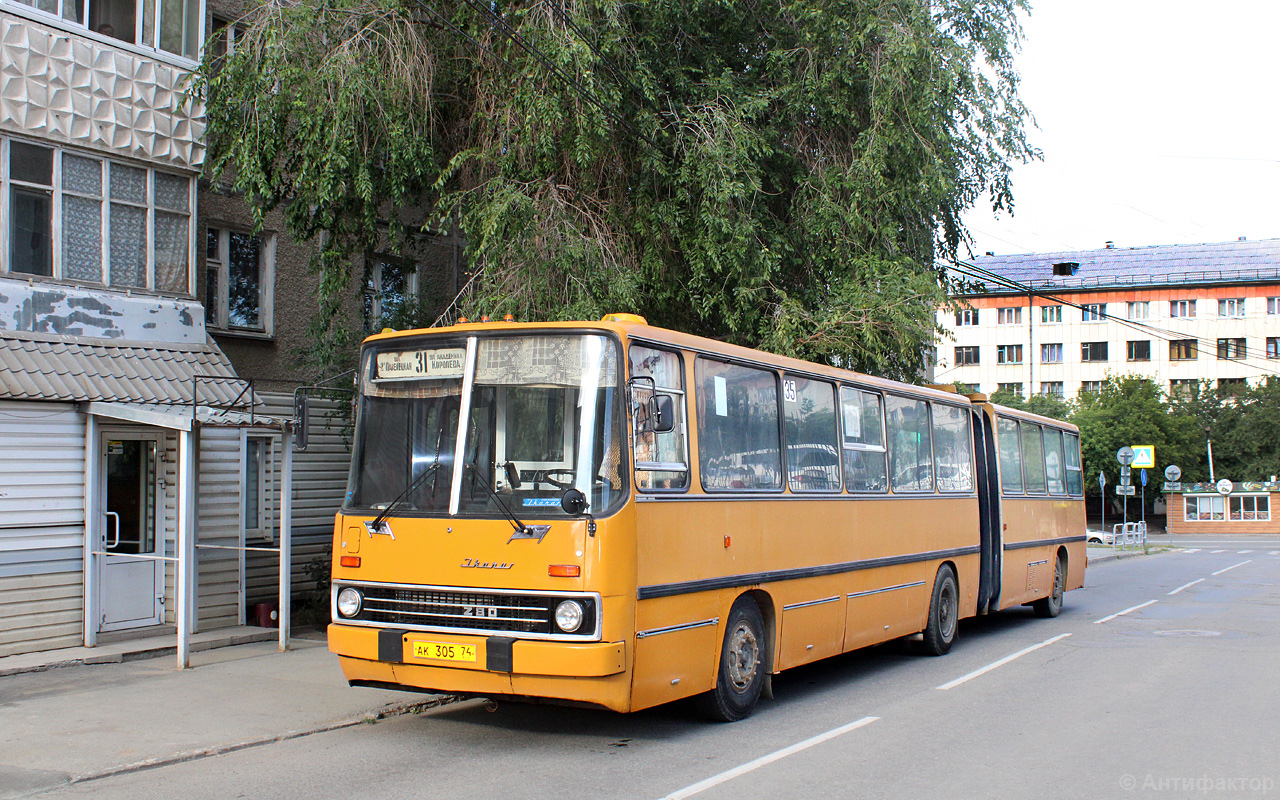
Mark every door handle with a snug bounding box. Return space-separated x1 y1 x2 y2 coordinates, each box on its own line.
105 511 120 549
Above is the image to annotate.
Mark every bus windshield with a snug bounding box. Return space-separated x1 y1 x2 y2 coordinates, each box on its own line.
348 332 627 519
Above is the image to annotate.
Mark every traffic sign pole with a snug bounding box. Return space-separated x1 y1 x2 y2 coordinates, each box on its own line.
1099 472 1106 542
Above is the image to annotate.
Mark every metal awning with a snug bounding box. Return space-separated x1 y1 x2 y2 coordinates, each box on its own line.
0 329 252 407
85 402 289 431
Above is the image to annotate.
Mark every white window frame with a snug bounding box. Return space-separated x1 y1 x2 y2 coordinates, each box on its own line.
0 0 206 64
1040 343 1062 363
1185 494 1225 521
1081 303 1106 322
1218 298 1245 317
363 256 419 332
1228 494 1270 522
1041 305 1062 324
1126 301 1149 320
205 225 276 336
955 308 979 326
997 307 1021 325
0 137 195 293
241 432 277 542
1171 299 1196 318
1268 297 1279 315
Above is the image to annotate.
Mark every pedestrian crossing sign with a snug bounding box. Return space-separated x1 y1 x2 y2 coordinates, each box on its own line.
1131 445 1155 469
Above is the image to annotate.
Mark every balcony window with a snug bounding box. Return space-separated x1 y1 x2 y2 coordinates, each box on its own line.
1 138 191 292
1127 340 1151 362
12 0 203 60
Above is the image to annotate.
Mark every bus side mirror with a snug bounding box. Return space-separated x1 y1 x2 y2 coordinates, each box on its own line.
560 488 589 516
649 395 675 434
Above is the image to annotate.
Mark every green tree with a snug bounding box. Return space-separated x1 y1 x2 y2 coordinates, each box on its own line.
1171 377 1280 482
193 0 1038 378
987 388 1072 422
1071 376 1200 500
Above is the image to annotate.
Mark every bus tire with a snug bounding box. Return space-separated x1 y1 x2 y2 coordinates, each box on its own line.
1033 552 1066 618
699 597 766 722
921 564 958 656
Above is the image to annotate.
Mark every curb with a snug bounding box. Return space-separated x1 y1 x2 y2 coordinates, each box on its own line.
1088 547 1179 566
65 695 462 787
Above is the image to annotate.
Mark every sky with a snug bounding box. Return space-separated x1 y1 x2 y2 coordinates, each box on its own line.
962 0 1280 258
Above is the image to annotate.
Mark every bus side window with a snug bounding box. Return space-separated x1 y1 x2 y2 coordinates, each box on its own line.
997 417 1024 494
932 403 974 492
1064 432 1083 495
695 358 782 491
1021 422 1047 493
885 394 933 492
628 345 689 490
783 375 840 492
1044 428 1066 495
839 387 886 492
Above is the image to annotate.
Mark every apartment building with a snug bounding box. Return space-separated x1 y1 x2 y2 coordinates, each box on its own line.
936 239 1280 400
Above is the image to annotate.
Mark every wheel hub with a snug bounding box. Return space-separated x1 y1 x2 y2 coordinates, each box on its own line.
726 622 759 692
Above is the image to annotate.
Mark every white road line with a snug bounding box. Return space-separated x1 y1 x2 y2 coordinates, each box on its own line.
1270 551 1279 556
1183 548 1201 553
658 716 880 800
1168 579 1204 595
1238 550 1253 554
1211 549 1227 553
1212 560 1251 576
1094 599 1158 624
936 634 1073 691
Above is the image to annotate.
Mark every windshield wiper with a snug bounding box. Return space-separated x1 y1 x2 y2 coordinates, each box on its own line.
466 464 551 543
367 461 444 537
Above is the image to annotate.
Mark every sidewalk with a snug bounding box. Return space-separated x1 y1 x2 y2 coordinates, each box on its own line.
0 631 447 799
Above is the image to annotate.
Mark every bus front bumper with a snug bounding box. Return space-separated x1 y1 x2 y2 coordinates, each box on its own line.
328 624 631 710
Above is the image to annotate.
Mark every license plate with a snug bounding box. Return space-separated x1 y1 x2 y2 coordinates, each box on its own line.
412 640 477 663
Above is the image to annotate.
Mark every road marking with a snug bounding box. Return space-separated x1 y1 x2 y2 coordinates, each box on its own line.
1183 548 1201 553
1212 560 1251 576
936 634 1072 691
1167 579 1204 595
1237 550 1253 554
1270 551 1279 556
1094 600 1158 624
658 716 880 800
1211 549 1227 553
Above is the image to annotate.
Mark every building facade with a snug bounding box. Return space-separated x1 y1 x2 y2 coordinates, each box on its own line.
935 239 1280 400
0 0 352 658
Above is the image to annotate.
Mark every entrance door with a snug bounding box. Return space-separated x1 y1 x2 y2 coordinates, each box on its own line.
99 432 164 631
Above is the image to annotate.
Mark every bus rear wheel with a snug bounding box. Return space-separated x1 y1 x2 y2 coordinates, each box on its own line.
1033 553 1066 618
699 597 766 722
921 565 958 656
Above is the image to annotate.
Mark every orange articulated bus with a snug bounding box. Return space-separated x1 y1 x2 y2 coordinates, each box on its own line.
327 314 1086 720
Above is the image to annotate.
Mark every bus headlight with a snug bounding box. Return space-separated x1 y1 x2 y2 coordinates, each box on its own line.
336 587 363 618
554 600 584 633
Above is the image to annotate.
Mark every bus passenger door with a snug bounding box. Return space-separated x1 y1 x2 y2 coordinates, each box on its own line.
973 409 1002 613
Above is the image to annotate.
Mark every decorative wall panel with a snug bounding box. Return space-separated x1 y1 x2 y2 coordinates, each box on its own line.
0 13 204 169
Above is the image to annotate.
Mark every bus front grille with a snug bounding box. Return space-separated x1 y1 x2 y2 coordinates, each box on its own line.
345 585 596 637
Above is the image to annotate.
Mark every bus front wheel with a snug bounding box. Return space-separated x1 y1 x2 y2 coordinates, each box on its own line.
921 565 958 656
699 597 766 722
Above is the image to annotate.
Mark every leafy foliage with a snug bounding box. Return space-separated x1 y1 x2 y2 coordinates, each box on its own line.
193 0 1038 379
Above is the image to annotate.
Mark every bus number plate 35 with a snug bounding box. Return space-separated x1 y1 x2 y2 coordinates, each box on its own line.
412 641 477 663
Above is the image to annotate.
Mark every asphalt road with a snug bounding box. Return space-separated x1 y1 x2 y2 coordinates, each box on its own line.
38 544 1280 800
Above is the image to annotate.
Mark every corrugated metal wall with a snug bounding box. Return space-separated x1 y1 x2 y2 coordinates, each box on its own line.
245 394 351 608
196 428 244 627
0 402 86 656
